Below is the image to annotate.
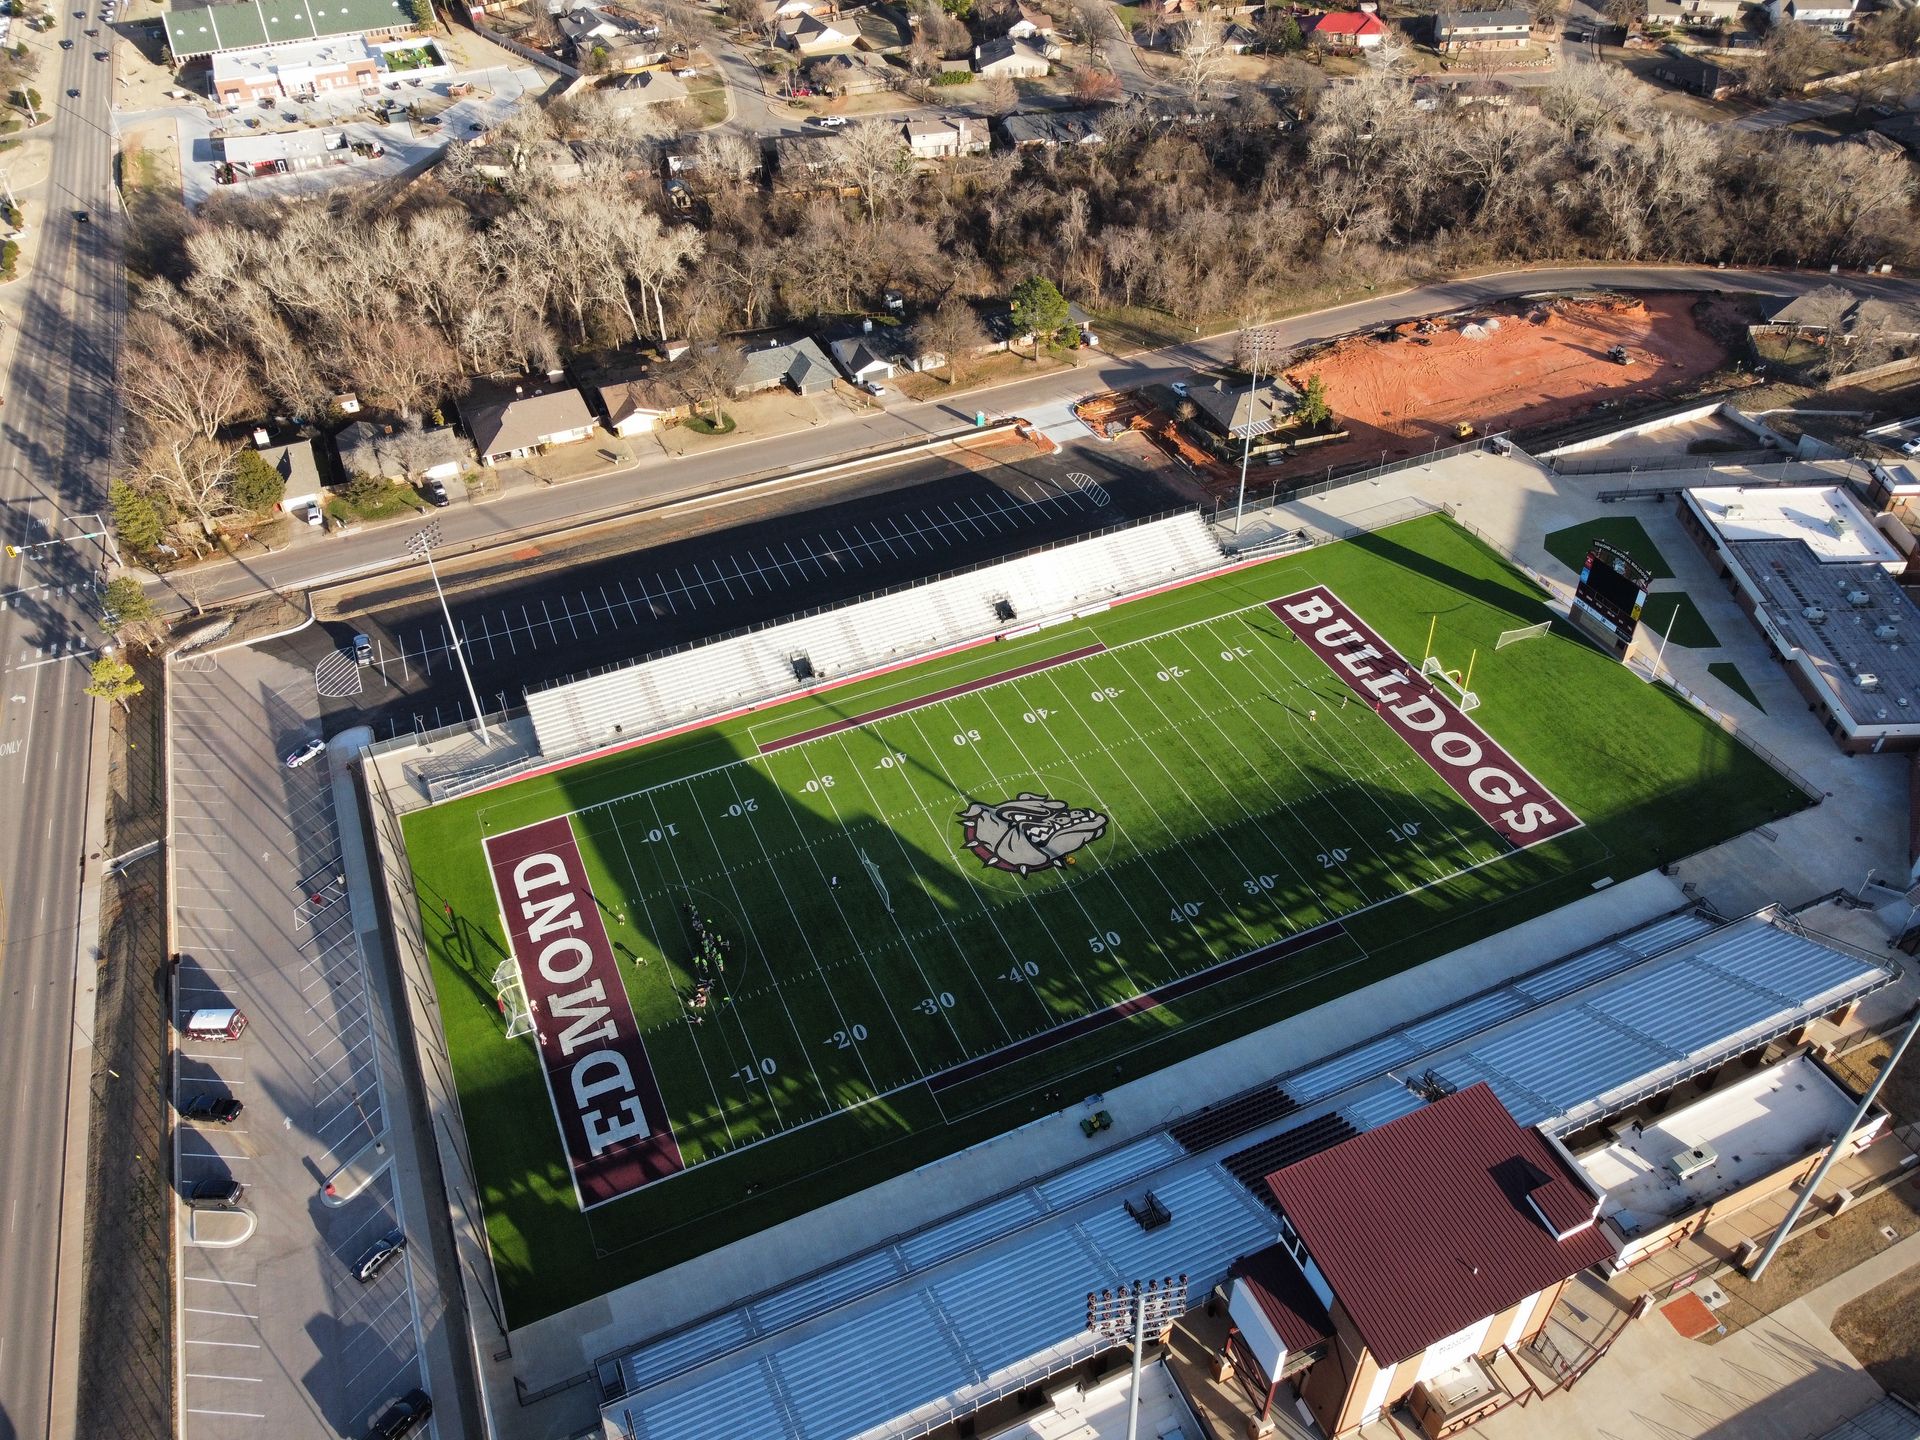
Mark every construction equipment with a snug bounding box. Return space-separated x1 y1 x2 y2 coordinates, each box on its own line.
1607 345 1633 366
1453 420 1476 439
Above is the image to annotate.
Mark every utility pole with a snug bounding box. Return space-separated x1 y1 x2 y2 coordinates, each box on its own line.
407 523 490 743
1749 1003 1920 1281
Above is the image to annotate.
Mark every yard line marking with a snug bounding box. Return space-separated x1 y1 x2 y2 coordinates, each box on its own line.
601 813 737 1148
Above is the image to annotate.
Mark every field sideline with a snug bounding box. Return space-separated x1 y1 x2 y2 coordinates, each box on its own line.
403 514 1807 1325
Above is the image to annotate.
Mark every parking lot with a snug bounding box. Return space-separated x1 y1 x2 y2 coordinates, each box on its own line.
284 444 1183 738
170 647 449 1440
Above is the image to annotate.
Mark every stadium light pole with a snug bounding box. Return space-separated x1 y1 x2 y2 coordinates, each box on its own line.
1088 1275 1188 1440
1234 336 1263 535
407 523 490 743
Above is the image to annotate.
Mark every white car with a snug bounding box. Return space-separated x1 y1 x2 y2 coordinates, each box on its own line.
1170 380 1190 398
1902 437 1920 457
672 67 697 77
284 738 326 769
862 380 888 397
813 114 847 128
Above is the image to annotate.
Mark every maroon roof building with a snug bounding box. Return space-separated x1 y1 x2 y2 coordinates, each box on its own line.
1223 1084 1613 1437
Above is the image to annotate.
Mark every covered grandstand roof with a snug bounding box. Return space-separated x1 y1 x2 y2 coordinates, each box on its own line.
598 906 1893 1439
165 0 412 59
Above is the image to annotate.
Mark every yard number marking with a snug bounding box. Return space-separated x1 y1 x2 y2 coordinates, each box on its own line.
1004 960 1040 983
915 992 957 1016
803 775 836 793
723 799 759 818
1244 873 1278 895
1316 849 1350 868
1022 708 1053 724
735 1057 777 1086
952 729 982 747
1090 686 1123 702
1170 900 1202 921
1087 930 1123 954
874 751 909 770
827 1025 869 1049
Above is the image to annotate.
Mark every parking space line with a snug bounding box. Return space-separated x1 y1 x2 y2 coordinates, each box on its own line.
185 1339 260 1348
185 1306 259 1320
185 1275 258 1286
186 1407 267 1419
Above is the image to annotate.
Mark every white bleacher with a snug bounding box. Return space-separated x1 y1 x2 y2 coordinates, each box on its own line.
527 512 1226 760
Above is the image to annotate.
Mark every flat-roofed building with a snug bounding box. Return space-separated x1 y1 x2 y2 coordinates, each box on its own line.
212 35 378 103
166 0 414 60
1680 484 1920 751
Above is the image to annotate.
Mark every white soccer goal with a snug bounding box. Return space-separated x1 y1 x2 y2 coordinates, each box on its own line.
859 847 893 916
491 959 535 1039
1420 655 1481 713
1495 621 1552 650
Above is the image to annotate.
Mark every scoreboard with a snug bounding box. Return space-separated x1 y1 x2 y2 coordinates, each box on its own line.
1571 540 1651 655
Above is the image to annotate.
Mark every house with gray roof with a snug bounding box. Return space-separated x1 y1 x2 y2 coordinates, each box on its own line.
165 0 415 60
253 437 323 496
735 338 837 396
335 420 470 482
1187 375 1300 440
1433 7 1532 49
999 107 1105 147
460 382 599 465
973 34 1053 76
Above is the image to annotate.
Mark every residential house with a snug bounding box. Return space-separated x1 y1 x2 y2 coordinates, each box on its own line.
601 67 688 109
253 438 324 501
1304 9 1387 48
1871 111 1920 159
802 50 894 94
758 0 834 21
1645 0 1743 25
904 114 988 159
852 8 912 49
471 137 586 185
973 34 1054 76
461 382 600 466
1651 53 1736 97
827 324 944 383
1767 0 1855 27
334 421 470 482
595 376 690 435
986 299 1098 351
999 106 1106 147
735 337 838 395
1767 290 1920 342
556 5 625 46
1173 16 1256 50
768 132 849 188
211 36 378 104
164 0 413 61
1433 7 1532 50
778 11 861 51
1222 1084 1613 1436
560 10 670 68
1004 3 1058 40
1187 374 1301 439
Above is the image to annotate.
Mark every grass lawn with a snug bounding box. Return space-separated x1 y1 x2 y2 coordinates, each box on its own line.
327 484 429 525
1543 516 1676 580
403 514 1806 1325
1708 660 1764 711
684 75 728 127
1640 590 1718 649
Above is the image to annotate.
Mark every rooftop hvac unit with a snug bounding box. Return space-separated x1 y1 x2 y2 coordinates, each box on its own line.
1829 514 1849 538
1803 606 1828 623
1857 672 1881 690
1724 503 1745 519
1669 1144 1718 1180
1847 591 1872 607
1876 624 1900 640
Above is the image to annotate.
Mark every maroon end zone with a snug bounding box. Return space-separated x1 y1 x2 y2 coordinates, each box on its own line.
759 642 1108 754
1270 587 1581 848
485 816 683 1210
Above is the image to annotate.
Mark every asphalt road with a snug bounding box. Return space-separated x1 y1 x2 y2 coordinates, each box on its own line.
151 264 1920 619
0 8 124 1439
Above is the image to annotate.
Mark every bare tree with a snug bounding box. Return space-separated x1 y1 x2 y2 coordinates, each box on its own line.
911 294 990 382
838 118 915 226
981 75 1019 114
1176 10 1227 108
677 341 746 419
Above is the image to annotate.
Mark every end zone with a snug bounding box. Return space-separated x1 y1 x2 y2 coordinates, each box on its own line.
484 816 683 1210
1271 586 1582 848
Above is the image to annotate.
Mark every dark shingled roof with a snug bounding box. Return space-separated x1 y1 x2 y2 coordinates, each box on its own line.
1230 1246 1333 1356
1263 1084 1612 1365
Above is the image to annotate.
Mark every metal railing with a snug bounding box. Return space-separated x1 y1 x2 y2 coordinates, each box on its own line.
1265 432 1514 505
1551 448 1783 476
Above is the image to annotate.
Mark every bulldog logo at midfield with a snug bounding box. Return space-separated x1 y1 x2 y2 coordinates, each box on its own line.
958 793 1108 874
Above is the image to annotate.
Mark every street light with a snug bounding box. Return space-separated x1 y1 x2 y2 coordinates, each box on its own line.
1088 1274 1188 1440
406 523 490 743
1234 330 1263 535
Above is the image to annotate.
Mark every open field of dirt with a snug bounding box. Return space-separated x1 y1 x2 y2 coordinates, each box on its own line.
1277 292 1731 477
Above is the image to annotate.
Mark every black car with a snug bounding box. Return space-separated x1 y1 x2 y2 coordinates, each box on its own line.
369 1389 432 1439
59 38 72 47
354 1229 407 1283
84 25 97 33
73 210 88 223
183 1092 244 1124
421 478 449 508
66 88 79 98
189 1177 245 1210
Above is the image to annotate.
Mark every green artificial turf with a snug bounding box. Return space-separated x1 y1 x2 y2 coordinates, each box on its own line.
1543 516 1676 581
1639 591 1719 650
1708 661 1765 712
402 514 1807 1325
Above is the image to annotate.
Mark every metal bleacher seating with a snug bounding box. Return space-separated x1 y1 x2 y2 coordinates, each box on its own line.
525 512 1227 759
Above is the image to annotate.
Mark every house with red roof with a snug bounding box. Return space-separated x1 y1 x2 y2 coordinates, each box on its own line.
1305 7 1389 47
1221 1084 1614 1437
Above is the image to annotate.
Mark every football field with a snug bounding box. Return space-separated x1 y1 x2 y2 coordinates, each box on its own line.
404 514 1807 1323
